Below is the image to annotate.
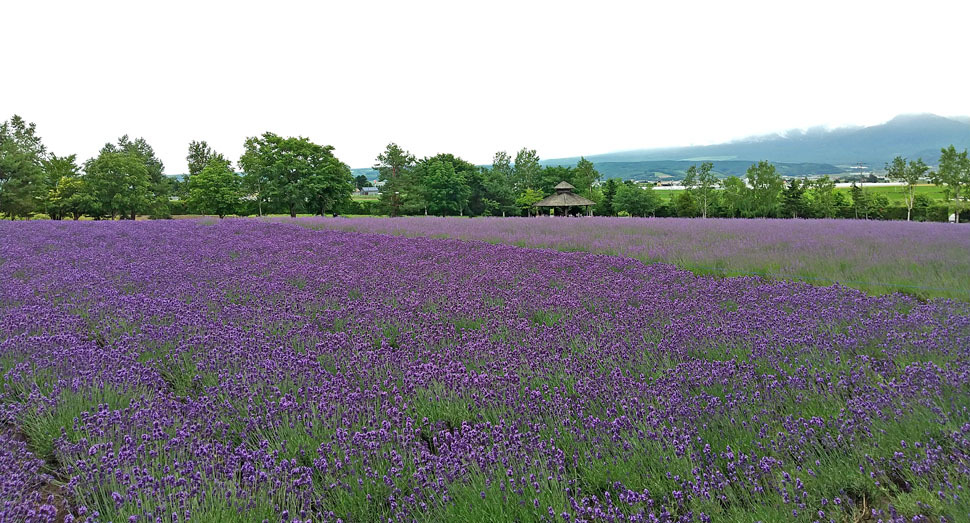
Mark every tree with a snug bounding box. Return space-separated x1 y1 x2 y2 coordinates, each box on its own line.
47 175 89 220
596 178 619 216
781 179 808 218
100 136 169 218
513 148 542 193
515 188 545 216
41 154 82 220
912 193 932 221
374 143 416 216
492 151 513 182
886 156 928 221
673 190 698 217
481 152 516 216
0 115 48 219
932 145 970 223
807 176 838 218
84 150 151 220
721 176 748 217
683 162 718 218
849 182 868 219
614 182 660 217
539 165 574 195
374 143 416 182
573 157 601 198
239 132 353 218
354 174 371 190
423 160 471 216
745 161 784 218
188 157 240 218
306 159 354 217
186 140 228 179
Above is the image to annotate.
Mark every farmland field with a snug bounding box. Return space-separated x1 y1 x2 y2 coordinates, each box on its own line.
287 216 970 300
2 219 970 522
653 184 947 203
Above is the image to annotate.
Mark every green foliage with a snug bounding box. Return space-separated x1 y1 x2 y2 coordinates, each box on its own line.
614 182 660 217
480 155 517 216
572 157 601 198
781 178 808 218
424 160 471 216
188 157 240 218
239 132 353 218
683 162 718 218
186 140 230 182
720 175 747 217
374 143 417 216
513 148 542 193
40 154 81 219
0 115 48 219
932 145 970 222
806 176 839 218
595 178 619 216
515 188 545 216
84 149 152 220
745 160 784 217
886 156 929 220
672 189 697 217
353 174 371 190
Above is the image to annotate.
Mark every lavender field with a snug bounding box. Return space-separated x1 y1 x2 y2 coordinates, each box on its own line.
2 219 970 522
285 217 970 300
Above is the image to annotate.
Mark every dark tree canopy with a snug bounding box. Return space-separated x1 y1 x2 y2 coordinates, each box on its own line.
239 133 353 218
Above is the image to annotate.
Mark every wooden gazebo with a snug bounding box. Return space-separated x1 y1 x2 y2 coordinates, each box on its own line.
533 181 596 216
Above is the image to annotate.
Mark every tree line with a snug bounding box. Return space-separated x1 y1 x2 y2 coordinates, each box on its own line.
0 115 355 220
2 114 968 221
370 143 970 222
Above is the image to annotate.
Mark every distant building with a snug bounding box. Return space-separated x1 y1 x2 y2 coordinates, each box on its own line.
360 186 380 195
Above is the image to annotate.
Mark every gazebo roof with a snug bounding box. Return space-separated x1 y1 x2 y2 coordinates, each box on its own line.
534 192 596 207
553 181 576 191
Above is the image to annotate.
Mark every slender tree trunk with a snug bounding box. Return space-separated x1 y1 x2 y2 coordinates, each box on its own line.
289 203 296 218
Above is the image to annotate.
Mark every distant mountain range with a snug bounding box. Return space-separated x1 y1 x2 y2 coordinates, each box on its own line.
349 114 970 182
546 113 970 181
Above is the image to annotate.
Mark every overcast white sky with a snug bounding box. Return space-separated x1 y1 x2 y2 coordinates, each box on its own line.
3 0 969 172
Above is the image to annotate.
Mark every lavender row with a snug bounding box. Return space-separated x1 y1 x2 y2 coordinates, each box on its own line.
284 216 970 299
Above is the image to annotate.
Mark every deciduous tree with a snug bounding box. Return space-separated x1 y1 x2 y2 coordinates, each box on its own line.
932 145 970 223
239 133 353 218
615 182 660 217
807 176 838 218
42 154 82 220
745 161 784 218
188 158 240 218
721 176 748 218
573 157 601 198
513 148 542 193
515 188 544 216
84 150 151 220
683 162 717 218
886 156 928 221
